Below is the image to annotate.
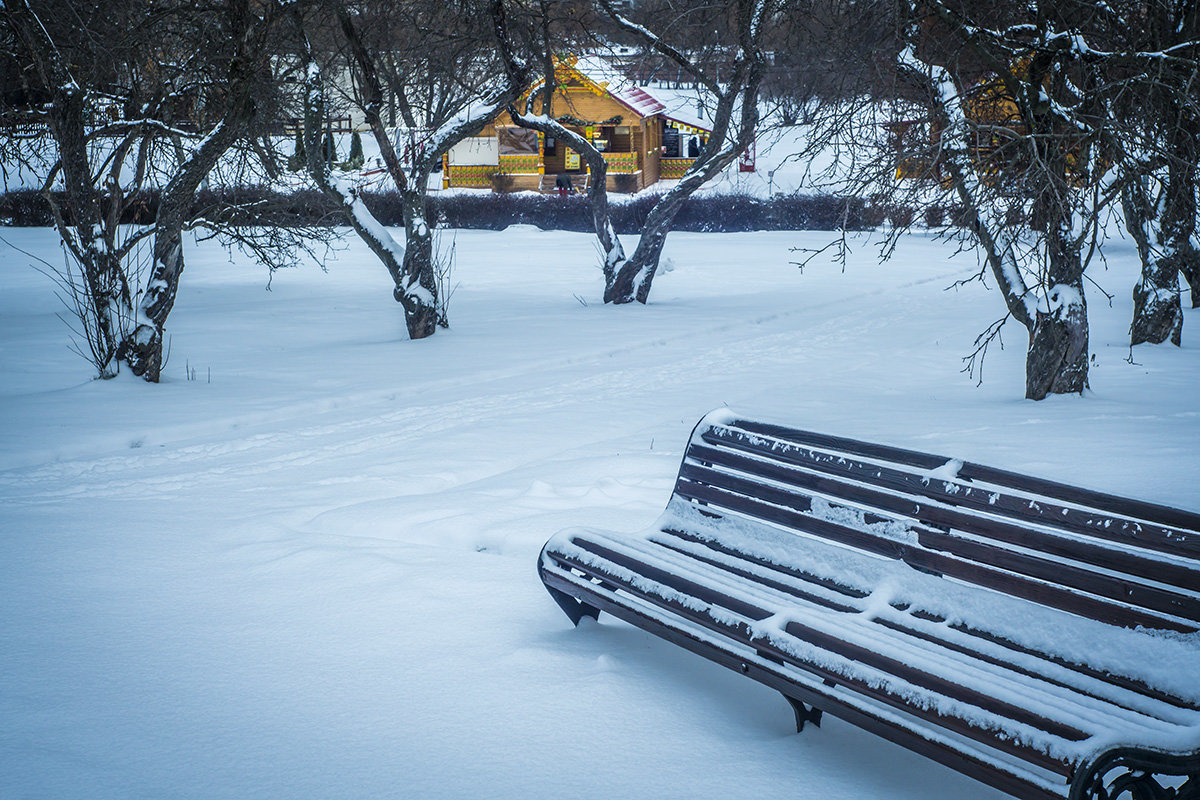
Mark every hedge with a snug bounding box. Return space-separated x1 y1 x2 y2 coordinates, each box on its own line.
0 187 908 233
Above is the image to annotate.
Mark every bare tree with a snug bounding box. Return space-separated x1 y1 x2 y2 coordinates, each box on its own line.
876 0 1129 399
3 0 149 376
597 0 772 305
3 0 311 381
123 0 294 381
1111 0 1200 346
496 0 628 284
295 0 530 339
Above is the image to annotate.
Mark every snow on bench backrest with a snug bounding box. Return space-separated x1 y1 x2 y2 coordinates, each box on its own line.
673 410 1200 633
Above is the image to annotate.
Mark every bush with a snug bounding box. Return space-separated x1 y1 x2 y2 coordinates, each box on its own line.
887 204 916 229
612 173 639 194
344 131 364 170
0 188 881 232
0 190 54 226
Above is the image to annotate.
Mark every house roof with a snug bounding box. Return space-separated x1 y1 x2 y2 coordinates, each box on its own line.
559 54 713 134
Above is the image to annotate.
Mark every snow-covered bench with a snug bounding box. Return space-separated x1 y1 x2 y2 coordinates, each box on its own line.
538 411 1200 800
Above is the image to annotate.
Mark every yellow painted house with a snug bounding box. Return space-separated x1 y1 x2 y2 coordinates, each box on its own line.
443 56 712 193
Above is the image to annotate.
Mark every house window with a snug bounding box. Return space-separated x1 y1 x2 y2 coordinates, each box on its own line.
498 126 538 154
545 137 557 156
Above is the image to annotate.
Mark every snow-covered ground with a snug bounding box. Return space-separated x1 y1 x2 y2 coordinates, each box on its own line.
1 225 1197 799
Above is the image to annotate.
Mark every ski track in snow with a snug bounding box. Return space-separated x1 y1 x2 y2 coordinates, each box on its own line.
2 227 1197 800
0 265 966 505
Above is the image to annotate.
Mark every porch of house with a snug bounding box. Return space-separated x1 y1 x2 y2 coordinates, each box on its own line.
444 123 700 193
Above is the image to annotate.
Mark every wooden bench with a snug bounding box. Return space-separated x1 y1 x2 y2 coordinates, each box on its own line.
538 410 1200 800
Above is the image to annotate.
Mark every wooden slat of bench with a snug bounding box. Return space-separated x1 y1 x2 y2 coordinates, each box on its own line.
867 615 1194 724
649 534 862 615
552 538 1198 779
539 562 1065 800
685 443 1200 593
569 535 773 623
776 618 1092 744
915 527 1200 624
657 525 1200 714
673 479 1196 633
660 525 873 601
544 539 1078 777
561 533 1187 740
681 453 1200 623
722 417 1200 539
700 426 1200 560
674 477 907 560
651 527 1199 720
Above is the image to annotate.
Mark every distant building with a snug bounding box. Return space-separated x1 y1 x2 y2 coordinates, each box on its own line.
443 56 712 193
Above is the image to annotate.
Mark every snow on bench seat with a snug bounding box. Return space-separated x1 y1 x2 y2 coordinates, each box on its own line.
538 411 1200 800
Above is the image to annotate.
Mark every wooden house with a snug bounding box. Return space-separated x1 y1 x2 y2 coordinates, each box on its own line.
443 56 712 193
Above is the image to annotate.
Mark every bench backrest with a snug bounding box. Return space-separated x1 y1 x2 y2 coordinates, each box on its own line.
673 412 1200 634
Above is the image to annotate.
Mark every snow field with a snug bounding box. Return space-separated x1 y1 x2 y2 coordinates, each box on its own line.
1 224 1197 798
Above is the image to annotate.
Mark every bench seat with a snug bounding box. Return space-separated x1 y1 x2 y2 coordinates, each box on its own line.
538 411 1200 800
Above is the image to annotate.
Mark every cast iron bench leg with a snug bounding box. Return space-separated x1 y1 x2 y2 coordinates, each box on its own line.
784 694 823 733
1070 749 1200 800
546 584 600 626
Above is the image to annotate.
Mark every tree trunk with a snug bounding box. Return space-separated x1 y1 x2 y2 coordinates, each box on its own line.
16 1 132 376
53 101 133 376
398 187 438 339
122 116 247 380
1026 214 1089 400
596 0 764 305
603 188 687 304
119 228 182 382
1026 284 1089 400
1123 174 1184 347
1181 250 1200 309
1130 255 1184 347
604 147 744 304
300 45 437 341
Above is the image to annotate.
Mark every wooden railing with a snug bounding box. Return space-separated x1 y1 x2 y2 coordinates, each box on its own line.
602 152 638 174
660 157 695 179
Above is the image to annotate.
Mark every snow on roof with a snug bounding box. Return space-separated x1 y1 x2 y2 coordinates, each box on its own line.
570 54 712 133
640 82 714 133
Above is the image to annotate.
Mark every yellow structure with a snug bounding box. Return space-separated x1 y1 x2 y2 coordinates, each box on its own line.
443 56 712 193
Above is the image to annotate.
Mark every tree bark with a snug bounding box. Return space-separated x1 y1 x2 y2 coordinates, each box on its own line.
598 0 766 305
121 115 248 380
398 186 438 339
1026 204 1089 400
1123 174 1184 348
1026 280 1089 400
